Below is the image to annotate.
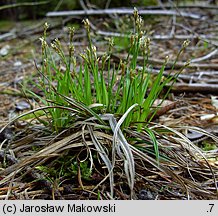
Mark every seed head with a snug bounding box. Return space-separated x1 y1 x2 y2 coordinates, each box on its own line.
68 26 75 43
133 7 139 21
69 44 75 55
182 39 190 48
43 22 49 38
83 19 90 32
39 37 47 53
51 42 59 54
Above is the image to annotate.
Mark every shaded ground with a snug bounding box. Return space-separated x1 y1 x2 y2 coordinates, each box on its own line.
0 4 218 199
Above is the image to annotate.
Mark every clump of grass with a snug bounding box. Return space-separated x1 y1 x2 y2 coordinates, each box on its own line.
20 8 190 198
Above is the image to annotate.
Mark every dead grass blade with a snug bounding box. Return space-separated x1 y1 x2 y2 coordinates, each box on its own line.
87 125 114 197
111 104 138 196
0 131 84 178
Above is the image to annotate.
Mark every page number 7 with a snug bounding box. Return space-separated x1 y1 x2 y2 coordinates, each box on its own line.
208 204 214 213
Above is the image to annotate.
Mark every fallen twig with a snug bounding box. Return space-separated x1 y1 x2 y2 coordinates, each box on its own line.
142 5 218 10
191 49 218 63
0 31 16 41
94 28 218 42
0 1 49 11
46 8 205 20
168 83 218 93
107 52 218 70
137 66 218 83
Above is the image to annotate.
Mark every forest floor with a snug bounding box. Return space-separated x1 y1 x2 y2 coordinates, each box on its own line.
0 5 218 200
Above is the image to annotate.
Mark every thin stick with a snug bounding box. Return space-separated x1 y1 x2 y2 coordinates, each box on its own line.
94 28 218 41
191 49 218 63
169 83 218 93
47 8 204 20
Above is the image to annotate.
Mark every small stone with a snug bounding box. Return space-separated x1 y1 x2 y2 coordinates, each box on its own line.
15 101 31 111
14 61 22 67
0 45 10 56
138 189 156 200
